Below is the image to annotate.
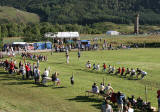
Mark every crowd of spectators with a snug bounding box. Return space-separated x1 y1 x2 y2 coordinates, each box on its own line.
21 52 48 61
89 82 156 112
0 58 60 86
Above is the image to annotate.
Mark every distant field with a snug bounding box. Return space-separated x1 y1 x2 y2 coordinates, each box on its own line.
91 22 160 34
0 6 40 24
0 48 160 112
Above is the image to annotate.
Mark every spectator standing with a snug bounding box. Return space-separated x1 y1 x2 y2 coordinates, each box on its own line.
37 60 39 68
25 63 30 79
78 50 81 59
34 67 40 84
117 91 125 112
66 52 69 64
19 64 25 80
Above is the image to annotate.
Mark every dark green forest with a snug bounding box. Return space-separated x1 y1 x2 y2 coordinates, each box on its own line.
0 0 160 25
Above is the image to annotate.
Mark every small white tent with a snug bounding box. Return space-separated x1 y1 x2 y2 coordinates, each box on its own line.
106 31 120 36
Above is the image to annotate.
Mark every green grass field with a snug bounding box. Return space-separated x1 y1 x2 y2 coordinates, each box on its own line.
0 48 160 112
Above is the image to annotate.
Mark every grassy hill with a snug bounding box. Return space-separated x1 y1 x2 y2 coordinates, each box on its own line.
0 6 40 24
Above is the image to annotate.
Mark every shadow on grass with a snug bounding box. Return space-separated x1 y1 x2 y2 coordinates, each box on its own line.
52 86 67 89
3 81 33 85
0 74 21 81
91 103 102 109
67 96 102 103
32 84 47 88
67 96 103 109
48 62 64 65
32 84 67 89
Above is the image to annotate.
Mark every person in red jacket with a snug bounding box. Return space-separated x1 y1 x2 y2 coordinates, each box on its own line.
25 63 30 79
103 63 107 72
121 67 125 76
9 61 14 74
115 67 121 75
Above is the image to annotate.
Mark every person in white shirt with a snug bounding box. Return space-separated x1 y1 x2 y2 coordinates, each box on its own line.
42 68 50 85
96 64 100 71
127 102 134 112
130 68 136 77
92 83 99 93
101 100 113 112
86 61 91 69
104 83 114 96
141 71 147 79
43 68 49 77
108 65 112 73
66 52 69 64
19 64 25 80
100 83 105 94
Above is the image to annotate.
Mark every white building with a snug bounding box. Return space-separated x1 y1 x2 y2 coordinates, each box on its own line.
106 31 120 36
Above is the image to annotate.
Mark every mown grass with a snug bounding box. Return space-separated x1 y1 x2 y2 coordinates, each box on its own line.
0 48 160 112
0 6 40 24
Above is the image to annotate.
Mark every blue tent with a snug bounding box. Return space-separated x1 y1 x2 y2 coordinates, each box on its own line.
81 40 90 47
46 42 52 49
34 42 52 50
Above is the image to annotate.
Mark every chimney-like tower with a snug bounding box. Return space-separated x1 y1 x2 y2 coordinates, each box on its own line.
134 14 139 34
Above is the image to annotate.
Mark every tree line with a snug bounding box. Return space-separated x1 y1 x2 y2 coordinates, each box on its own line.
0 22 104 43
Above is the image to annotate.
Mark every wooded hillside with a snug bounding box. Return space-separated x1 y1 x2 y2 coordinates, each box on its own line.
0 0 160 25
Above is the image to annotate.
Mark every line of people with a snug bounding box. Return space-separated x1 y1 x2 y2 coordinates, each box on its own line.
86 61 147 79
21 52 48 62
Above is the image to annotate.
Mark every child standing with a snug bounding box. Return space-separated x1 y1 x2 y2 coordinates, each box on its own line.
70 75 74 85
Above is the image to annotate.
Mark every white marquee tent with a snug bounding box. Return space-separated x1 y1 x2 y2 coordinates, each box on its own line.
106 31 120 36
45 32 79 38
